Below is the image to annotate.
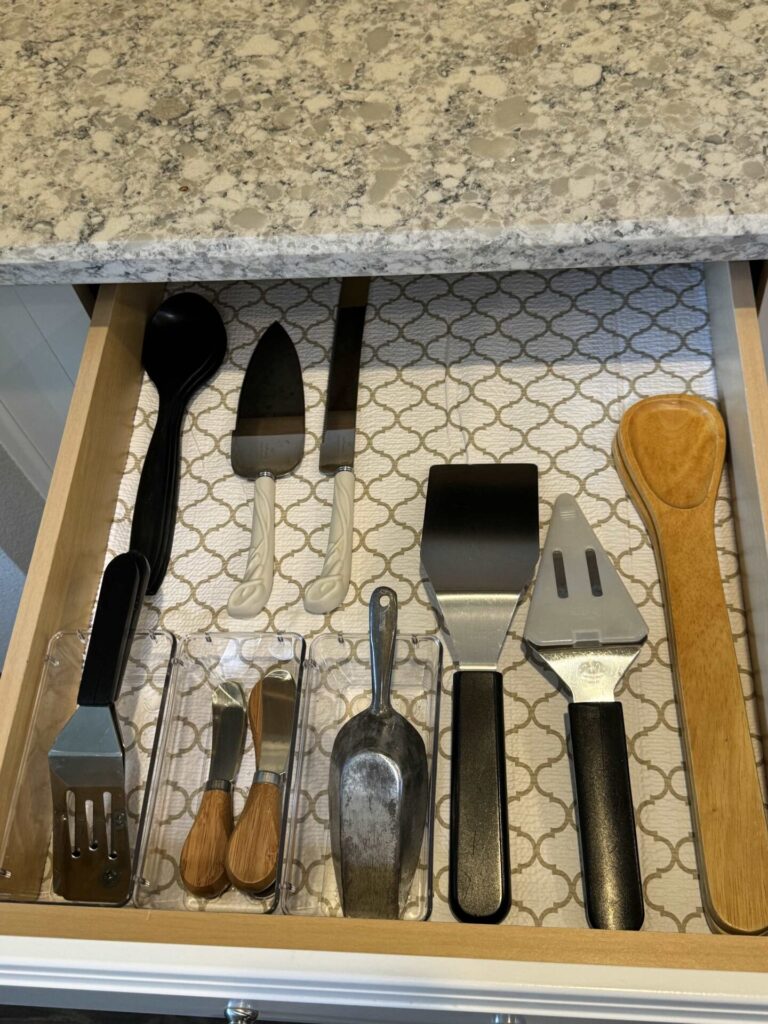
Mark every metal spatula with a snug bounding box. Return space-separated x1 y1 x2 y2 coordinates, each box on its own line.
523 494 646 930
48 551 149 904
420 463 539 924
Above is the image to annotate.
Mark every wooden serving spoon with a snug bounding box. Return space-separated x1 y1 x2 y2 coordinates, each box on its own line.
616 394 768 935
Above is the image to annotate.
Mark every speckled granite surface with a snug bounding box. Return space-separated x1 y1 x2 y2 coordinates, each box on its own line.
2 0 768 283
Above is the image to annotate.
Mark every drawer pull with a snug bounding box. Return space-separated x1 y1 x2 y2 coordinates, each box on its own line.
225 1001 259 1022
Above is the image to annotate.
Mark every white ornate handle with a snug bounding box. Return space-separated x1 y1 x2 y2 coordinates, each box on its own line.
304 469 354 613
228 474 275 618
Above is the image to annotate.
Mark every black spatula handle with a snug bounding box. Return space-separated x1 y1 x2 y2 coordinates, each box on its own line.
568 701 644 930
129 398 184 594
78 551 150 708
450 670 511 924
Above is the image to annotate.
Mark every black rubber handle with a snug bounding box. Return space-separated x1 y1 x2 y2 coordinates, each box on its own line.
77 551 150 707
449 670 511 924
568 701 644 930
129 397 184 594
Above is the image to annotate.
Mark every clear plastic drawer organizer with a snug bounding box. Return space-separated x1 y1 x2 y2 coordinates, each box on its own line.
281 632 442 921
0 629 175 905
135 631 304 913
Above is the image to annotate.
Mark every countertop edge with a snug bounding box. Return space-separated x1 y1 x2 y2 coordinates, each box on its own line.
2 217 768 284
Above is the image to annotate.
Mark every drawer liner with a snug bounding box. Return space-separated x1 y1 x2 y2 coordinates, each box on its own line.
105 266 764 931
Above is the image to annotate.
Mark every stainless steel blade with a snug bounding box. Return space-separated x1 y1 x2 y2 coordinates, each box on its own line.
207 681 247 785
319 277 370 473
420 464 539 669
48 705 130 903
258 669 296 775
528 645 642 703
524 493 647 648
231 322 305 478
523 493 648 701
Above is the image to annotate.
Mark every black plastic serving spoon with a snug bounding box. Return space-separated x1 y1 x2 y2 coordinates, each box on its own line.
129 292 227 594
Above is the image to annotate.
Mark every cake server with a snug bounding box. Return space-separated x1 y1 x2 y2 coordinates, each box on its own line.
523 493 646 930
304 277 370 614
49 550 149 904
420 463 539 924
228 322 305 618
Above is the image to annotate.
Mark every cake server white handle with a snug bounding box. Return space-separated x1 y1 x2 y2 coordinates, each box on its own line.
228 474 275 618
304 468 354 613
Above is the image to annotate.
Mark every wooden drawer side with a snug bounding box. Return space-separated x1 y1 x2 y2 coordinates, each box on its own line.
0 284 161 851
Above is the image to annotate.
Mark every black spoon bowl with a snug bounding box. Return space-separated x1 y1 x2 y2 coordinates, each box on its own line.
129 292 227 594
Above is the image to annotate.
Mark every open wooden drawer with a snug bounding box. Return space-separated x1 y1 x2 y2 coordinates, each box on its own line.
2 262 768 1020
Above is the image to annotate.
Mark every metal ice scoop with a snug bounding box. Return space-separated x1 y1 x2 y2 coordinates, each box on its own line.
329 587 428 918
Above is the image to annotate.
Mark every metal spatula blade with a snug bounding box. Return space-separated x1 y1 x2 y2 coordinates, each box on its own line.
49 707 130 902
420 463 539 669
48 551 149 904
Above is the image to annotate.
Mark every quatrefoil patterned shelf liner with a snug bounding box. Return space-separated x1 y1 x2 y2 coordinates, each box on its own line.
105 265 765 931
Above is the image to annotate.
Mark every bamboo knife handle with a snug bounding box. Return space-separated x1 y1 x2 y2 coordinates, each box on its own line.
618 395 768 934
225 778 282 892
180 788 233 899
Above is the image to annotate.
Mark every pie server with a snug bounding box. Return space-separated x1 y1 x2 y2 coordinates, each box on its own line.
523 493 646 930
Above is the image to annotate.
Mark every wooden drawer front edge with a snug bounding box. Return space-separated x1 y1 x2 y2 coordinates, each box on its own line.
1 267 768 975
1 905 767 973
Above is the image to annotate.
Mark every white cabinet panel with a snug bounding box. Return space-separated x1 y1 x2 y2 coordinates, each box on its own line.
14 284 90 382
0 285 88 494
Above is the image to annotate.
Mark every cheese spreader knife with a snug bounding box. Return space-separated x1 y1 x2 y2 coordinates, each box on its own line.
523 494 646 931
420 463 539 924
225 669 297 893
304 277 370 614
228 323 305 618
180 681 247 898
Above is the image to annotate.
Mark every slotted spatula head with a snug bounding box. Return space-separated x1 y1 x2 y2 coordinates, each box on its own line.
49 706 130 903
524 494 647 649
420 464 539 669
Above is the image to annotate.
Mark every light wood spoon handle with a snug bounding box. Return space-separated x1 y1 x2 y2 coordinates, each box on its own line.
179 788 233 899
225 776 282 892
619 394 768 934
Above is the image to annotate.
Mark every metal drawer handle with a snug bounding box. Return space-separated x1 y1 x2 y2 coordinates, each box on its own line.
225 1001 259 1022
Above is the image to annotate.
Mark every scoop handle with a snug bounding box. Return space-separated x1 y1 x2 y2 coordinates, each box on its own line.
569 701 644 930
369 586 397 713
449 670 511 924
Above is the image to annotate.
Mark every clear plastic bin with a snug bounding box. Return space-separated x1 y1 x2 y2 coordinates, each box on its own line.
0 629 175 905
135 631 304 913
281 632 442 921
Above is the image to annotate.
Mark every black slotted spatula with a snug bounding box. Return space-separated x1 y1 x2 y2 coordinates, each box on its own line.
420 464 539 923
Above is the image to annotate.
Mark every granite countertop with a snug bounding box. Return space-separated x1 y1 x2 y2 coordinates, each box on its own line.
2 0 768 284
